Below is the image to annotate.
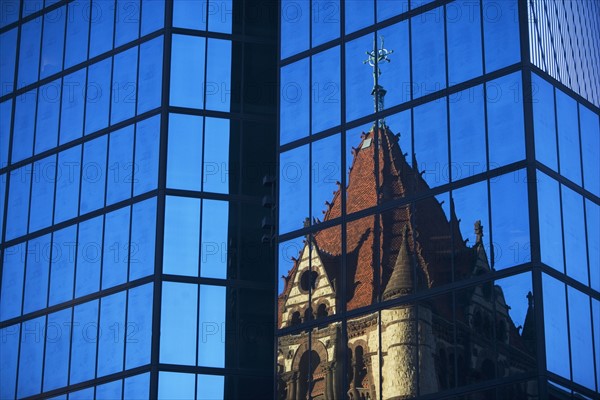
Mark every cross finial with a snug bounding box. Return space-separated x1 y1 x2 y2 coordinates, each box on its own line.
526 291 534 307
364 35 393 85
364 36 393 122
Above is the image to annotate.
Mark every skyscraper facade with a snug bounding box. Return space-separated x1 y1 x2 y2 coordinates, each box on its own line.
277 1 599 399
0 0 276 399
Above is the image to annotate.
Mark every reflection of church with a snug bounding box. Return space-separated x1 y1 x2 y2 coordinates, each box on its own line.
277 124 537 400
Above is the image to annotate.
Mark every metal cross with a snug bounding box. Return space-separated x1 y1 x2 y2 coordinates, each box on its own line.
364 35 393 86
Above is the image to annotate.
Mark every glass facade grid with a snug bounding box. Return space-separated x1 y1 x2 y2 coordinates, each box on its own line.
278 0 599 399
1 0 276 399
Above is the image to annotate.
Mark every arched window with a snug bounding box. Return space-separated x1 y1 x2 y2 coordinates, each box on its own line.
300 270 318 292
316 303 328 319
290 311 301 326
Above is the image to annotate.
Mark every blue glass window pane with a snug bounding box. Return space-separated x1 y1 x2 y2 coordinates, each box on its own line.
345 34 372 122
377 0 409 22
486 72 525 167
138 36 163 114
64 1 90 69
412 7 446 98
29 155 56 232
280 58 309 145
141 0 165 35
378 21 411 108
173 0 207 30
85 58 112 135
311 134 340 220
80 135 107 214
167 113 203 190
201 200 228 279
115 0 140 47
451 181 491 254
312 46 341 133
17 17 42 88
107 125 135 205
163 196 200 276
158 372 196 400
111 47 138 124
593 300 600 390
102 206 130 289
203 117 229 194
490 170 530 269
54 145 81 224
170 34 205 109
279 145 309 234
23 0 43 17
0 324 19 399
35 79 61 154
414 98 448 188
23 234 51 313
561 186 587 285
96 379 122 399
124 373 150 398
543 274 569 378
208 0 232 33
75 215 103 297
206 39 231 112
567 288 595 389
482 0 520 72
49 225 77 306
280 0 309 58
556 89 581 185
198 285 225 367
197 375 224 400
126 283 153 369
90 0 115 58
43 308 72 391
0 243 25 321
0 0 19 28
97 291 126 377
17 316 45 398
59 69 86 145
6 165 32 240
70 300 99 384
40 7 66 78
0 28 17 95
0 100 12 166
446 0 482 84
450 85 486 180
345 0 373 34
12 89 37 163
587 201 599 292
134 114 160 195
536 172 563 271
579 104 599 197
532 73 557 170
312 0 339 47
129 198 157 280
160 282 197 365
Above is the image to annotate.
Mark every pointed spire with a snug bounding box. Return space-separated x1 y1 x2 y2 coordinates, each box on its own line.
474 220 484 244
383 225 414 300
521 291 536 351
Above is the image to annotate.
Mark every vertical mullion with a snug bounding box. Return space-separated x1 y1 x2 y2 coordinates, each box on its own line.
149 0 172 396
